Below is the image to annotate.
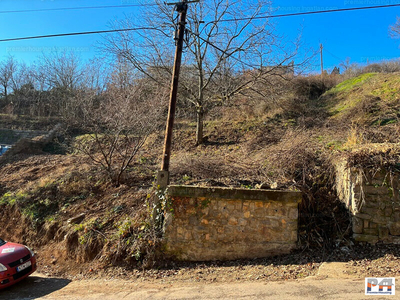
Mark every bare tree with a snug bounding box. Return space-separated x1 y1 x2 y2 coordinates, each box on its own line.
38 51 83 91
390 16 400 39
0 55 17 105
102 0 298 145
75 63 167 186
32 51 84 118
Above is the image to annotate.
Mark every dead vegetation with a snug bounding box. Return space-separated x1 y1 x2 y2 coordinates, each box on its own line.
0 70 400 279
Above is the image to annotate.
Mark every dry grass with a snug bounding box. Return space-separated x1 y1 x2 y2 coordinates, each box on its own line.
1 70 399 274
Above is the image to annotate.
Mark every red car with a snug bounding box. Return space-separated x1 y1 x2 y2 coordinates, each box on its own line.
0 238 36 289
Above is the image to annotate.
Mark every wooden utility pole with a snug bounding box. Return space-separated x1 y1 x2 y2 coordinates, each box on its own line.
320 43 324 75
157 0 189 189
154 0 199 228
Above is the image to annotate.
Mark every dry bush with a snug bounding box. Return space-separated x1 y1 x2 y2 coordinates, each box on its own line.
264 129 326 184
170 153 250 185
230 74 340 127
342 126 366 149
346 145 400 170
279 75 340 125
342 59 400 79
74 81 166 186
261 129 351 249
238 75 291 118
291 75 340 100
212 73 340 125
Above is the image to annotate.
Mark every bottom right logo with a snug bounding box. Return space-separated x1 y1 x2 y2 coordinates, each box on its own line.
365 278 395 295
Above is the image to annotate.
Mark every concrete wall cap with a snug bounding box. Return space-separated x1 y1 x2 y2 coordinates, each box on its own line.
166 185 302 203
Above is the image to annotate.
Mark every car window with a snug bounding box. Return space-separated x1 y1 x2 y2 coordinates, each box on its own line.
0 238 5 246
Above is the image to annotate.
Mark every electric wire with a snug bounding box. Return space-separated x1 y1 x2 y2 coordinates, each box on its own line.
0 28 159 43
324 49 344 62
186 28 283 70
216 3 400 23
1 3 400 43
0 3 157 14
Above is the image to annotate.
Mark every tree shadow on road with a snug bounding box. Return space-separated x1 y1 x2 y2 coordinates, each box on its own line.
0 275 71 300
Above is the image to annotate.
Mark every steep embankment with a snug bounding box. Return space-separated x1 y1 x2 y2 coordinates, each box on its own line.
321 72 400 144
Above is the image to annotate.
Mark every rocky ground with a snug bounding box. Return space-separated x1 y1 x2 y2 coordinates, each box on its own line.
37 243 400 284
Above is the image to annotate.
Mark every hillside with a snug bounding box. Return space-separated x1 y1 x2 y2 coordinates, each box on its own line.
0 72 400 280
322 72 400 144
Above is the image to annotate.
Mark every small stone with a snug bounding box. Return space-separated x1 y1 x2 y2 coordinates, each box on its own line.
340 246 350 253
256 182 272 189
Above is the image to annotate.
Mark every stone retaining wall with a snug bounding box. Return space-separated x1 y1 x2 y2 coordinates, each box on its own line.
336 159 400 244
163 185 302 261
0 123 63 164
0 129 48 145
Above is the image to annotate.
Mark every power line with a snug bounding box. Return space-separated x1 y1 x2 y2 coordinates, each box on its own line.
0 28 159 43
1 3 400 43
216 3 400 23
186 28 273 70
324 48 344 62
0 3 157 14
1 2 396 16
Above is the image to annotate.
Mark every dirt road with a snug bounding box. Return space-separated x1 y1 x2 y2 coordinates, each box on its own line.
0 263 394 300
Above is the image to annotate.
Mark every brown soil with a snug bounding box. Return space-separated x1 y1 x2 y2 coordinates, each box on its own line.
1 150 400 285
2 72 400 284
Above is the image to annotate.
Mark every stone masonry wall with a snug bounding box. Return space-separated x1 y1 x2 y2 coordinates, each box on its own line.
0 123 63 165
163 185 302 261
336 159 400 244
0 129 48 145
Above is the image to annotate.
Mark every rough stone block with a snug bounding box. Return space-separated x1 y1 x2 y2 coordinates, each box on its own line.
261 218 280 227
189 215 199 226
267 207 286 217
364 220 369 229
364 201 380 208
288 207 298 219
363 186 391 196
354 213 372 220
361 207 384 216
378 226 389 239
352 217 363 234
227 203 235 211
363 228 378 235
353 234 379 244
238 218 247 226
385 207 393 217
385 236 400 244
255 201 264 208
389 221 400 236
369 222 377 229
372 215 390 225
228 217 238 226
285 221 297 231
184 231 192 240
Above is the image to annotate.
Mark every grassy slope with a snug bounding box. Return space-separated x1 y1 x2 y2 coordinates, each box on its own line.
323 73 400 128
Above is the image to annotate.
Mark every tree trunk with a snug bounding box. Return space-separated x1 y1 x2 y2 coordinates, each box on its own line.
196 108 204 145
